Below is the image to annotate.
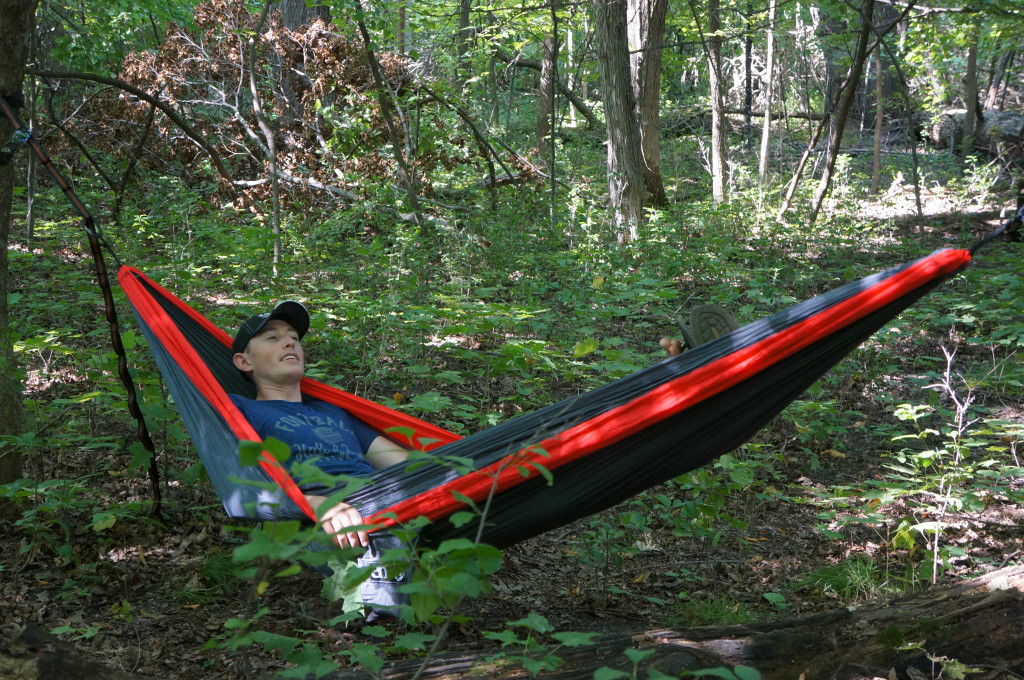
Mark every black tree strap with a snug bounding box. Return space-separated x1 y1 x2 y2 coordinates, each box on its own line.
970 200 1024 255
0 91 162 516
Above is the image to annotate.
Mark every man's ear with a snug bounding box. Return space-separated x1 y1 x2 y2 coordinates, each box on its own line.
232 352 253 372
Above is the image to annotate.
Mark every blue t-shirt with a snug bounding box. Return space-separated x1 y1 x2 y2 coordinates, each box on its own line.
229 395 379 484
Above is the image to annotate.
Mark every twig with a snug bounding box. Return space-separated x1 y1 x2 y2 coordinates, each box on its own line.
30 68 235 185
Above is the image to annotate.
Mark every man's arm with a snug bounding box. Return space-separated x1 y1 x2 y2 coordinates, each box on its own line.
365 435 409 469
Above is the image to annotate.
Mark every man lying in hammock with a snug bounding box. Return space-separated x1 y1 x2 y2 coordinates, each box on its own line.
228 301 408 551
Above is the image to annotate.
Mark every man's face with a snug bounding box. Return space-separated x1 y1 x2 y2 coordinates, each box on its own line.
235 318 305 387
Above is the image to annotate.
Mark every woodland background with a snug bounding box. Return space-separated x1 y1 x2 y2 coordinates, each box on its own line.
0 0 1023 678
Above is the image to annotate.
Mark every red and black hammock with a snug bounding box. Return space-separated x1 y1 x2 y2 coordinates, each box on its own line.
120 248 972 548
2 92 1018 549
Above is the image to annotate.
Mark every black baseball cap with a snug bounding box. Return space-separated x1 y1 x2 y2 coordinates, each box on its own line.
232 301 310 354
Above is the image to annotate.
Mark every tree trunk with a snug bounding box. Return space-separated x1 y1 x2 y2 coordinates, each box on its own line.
0 0 36 515
593 0 646 241
985 50 1013 109
961 32 978 158
707 0 729 203
456 0 472 89
397 0 406 57
330 565 1024 680
807 0 875 224
757 0 777 186
536 33 556 165
275 0 329 29
743 1 753 136
871 46 883 193
627 0 669 206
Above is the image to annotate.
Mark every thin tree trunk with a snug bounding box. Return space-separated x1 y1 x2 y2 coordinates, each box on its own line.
0 0 37 516
757 0 777 186
593 0 646 241
997 51 1015 109
536 34 556 165
248 2 282 275
627 0 668 206
353 2 426 230
807 0 875 224
707 0 729 203
25 62 36 242
985 50 1012 109
743 1 753 137
961 32 978 159
457 0 472 89
566 27 575 126
547 0 560 228
871 47 883 193
398 0 406 57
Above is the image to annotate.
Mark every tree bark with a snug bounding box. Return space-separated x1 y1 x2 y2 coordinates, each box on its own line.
275 0 329 29
0 0 36 515
757 0 777 186
961 32 979 158
707 0 729 203
456 0 472 89
330 565 1024 680
536 33 556 166
984 50 1013 109
593 0 646 241
626 0 669 206
808 0 875 224
871 45 883 193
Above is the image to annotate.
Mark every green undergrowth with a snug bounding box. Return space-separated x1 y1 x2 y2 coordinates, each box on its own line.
3 142 1022 678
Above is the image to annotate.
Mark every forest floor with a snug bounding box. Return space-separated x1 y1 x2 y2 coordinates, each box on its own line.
1 183 1023 680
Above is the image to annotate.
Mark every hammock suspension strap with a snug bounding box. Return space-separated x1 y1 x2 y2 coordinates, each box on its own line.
0 90 161 516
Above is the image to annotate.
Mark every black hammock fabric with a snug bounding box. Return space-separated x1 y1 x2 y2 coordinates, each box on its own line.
119 248 970 548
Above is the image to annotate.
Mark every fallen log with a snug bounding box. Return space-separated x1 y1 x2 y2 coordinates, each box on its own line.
329 565 1024 680
0 624 160 680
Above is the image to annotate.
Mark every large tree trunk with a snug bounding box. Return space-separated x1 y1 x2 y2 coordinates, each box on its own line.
807 0 875 224
0 0 36 516
757 0 777 186
707 0 729 203
593 0 646 242
333 565 1024 679
626 0 668 206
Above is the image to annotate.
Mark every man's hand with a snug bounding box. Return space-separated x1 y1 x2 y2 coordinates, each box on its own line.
307 495 370 549
660 337 683 357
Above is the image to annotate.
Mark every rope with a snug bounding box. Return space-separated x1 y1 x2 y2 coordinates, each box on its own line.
0 90 161 516
970 200 1024 255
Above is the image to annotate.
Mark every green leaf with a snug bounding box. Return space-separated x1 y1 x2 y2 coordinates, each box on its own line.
91 511 117 532
449 511 477 528
263 436 292 462
733 666 762 680
594 668 630 680
483 629 521 646
508 612 553 634
573 337 598 357
238 440 263 467
624 648 655 664
450 490 480 512
391 632 435 652
551 631 598 647
128 442 153 469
